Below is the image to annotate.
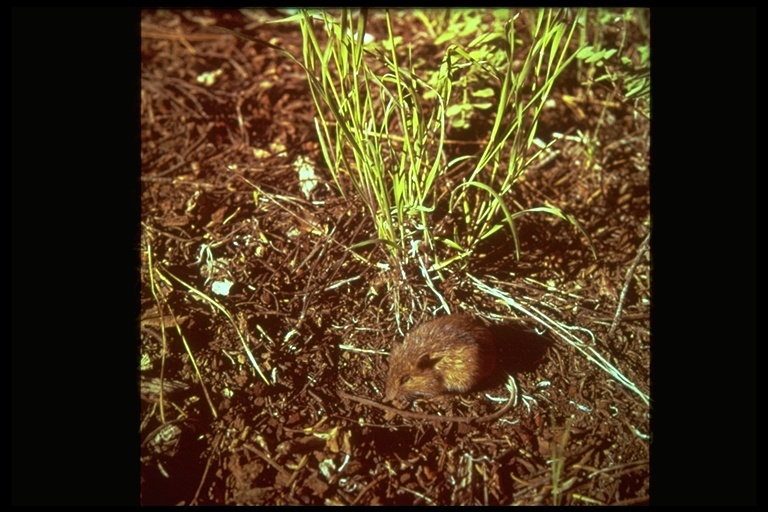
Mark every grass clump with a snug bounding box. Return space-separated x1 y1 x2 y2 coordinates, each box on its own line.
285 9 593 282
218 9 603 314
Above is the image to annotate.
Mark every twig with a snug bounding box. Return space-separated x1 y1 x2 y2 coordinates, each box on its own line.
350 473 387 505
608 229 651 339
191 432 221 505
338 390 516 424
243 443 291 481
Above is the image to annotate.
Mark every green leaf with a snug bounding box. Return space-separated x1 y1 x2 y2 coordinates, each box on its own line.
576 45 595 59
445 104 470 117
471 87 496 98
437 237 464 251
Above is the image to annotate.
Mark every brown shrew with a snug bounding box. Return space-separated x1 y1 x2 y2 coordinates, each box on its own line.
384 314 496 403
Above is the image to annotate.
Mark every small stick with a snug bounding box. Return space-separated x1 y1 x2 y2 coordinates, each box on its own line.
608 229 651 340
338 390 516 424
243 443 291 481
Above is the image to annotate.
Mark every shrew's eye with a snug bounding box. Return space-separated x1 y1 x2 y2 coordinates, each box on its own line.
400 375 411 385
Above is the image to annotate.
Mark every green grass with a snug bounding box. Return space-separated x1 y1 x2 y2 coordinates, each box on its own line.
573 9 650 173
285 10 594 276
219 8 650 314
549 414 573 506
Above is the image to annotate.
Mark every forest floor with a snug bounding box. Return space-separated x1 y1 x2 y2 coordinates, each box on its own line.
140 9 650 505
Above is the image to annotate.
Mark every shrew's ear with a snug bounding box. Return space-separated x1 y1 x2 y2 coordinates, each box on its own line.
416 353 441 370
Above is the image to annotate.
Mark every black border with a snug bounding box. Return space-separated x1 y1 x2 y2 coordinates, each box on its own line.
649 7 756 507
13 7 141 506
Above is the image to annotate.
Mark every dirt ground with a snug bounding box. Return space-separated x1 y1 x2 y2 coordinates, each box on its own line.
140 9 650 505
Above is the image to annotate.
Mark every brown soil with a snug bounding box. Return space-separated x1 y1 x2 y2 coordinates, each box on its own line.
140 9 650 505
